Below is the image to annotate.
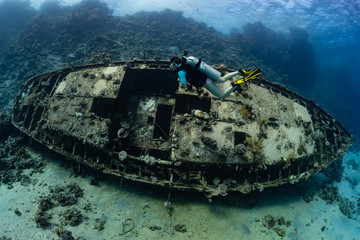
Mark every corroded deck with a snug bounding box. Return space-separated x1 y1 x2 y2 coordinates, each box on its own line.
12 60 354 197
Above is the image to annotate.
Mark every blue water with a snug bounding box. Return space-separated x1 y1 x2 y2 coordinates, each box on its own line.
132 0 360 147
140 0 360 147
0 1 358 144
0 1 360 239
13 0 358 147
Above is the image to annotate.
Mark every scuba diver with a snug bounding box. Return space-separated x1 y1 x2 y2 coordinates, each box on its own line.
169 50 262 99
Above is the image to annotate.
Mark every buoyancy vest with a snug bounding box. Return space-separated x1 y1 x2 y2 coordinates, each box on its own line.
177 62 208 88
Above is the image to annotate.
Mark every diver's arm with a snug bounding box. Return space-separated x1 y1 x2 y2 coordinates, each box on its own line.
178 70 188 89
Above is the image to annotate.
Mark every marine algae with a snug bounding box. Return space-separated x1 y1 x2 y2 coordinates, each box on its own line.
239 104 253 120
244 137 266 166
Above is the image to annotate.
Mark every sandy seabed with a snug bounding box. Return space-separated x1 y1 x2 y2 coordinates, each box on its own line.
0 146 359 240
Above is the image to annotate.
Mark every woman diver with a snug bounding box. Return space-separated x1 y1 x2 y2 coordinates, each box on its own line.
169 53 260 99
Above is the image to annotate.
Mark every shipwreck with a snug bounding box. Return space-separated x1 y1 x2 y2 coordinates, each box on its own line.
12 60 354 197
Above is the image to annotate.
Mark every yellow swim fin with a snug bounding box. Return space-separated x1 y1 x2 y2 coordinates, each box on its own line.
233 67 262 86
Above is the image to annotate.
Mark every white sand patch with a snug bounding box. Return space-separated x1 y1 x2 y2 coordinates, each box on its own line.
293 102 311 122
0 147 359 240
139 98 156 112
103 66 118 75
263 126 314 162
93 79 108 95
55 81 66 94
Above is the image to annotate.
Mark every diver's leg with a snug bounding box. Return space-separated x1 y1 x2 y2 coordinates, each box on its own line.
215 71 241 83
204 80 238 99
221 86 239 98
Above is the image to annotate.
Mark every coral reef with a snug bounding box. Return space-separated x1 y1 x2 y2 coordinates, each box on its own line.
94 218 106 231
0 132 45 189
34 210 52 227
62 208 82 226
0 0 35 49
55 225 75 240
34 183 85 229
59 231 75 240
0 0 299 111
38 196 54 211
261 215 291 237
317 184 357 219
49 183 84 206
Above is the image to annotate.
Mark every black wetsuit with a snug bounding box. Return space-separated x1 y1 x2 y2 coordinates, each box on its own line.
176 63 207 88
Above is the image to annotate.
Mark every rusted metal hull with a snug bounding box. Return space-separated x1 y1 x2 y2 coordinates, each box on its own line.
12 60 354 197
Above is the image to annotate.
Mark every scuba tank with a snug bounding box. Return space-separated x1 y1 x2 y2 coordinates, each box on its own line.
182 56 221 81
